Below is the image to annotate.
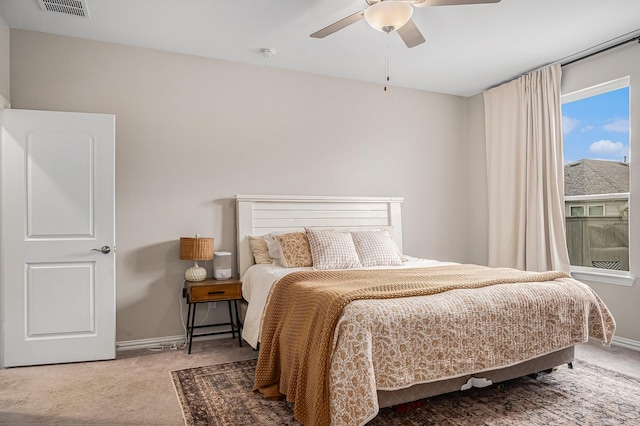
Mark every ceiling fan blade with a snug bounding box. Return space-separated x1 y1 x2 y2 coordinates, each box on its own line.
397 19 426 48
415 0 500 7
310 10 366 38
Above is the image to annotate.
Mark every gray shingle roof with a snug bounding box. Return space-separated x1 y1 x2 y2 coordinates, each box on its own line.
564 159 629 196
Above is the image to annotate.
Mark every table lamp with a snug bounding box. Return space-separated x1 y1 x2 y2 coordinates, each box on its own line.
179 235 214 281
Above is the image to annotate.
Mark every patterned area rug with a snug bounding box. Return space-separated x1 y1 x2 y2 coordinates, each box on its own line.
171 358 640 425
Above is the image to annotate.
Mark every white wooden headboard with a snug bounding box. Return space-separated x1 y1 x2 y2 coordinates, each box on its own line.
235 195 404 277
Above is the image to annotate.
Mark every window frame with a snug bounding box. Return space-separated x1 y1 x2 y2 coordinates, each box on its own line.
562 76 633 286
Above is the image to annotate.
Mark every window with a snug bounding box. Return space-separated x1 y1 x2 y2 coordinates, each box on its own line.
562 77 630 273
588 205 605 216
570 206 585 217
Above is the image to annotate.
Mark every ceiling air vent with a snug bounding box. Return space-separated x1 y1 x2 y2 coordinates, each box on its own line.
37 0 90 19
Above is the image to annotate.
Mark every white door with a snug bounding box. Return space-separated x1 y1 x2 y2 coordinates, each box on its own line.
1 109 115 367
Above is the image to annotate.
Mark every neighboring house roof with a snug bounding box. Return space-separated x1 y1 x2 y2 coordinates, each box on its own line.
564 159 629 196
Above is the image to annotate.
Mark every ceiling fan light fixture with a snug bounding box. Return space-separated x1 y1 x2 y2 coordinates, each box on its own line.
364 1 413 33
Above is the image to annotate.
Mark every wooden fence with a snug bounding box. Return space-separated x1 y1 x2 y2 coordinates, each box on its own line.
566 216 629 271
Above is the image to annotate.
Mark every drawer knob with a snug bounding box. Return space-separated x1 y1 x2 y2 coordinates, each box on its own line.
208 291 225 295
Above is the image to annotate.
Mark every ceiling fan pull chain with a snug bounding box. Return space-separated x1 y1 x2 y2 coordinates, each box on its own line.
384 32 390 91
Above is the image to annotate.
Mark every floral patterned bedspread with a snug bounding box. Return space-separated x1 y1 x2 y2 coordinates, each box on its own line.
328 276 615 425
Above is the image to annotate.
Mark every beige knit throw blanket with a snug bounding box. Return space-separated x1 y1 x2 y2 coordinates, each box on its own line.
253 264 572 426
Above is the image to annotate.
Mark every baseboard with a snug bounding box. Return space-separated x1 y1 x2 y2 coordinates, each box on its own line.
116 332 233 351
611 336 640 352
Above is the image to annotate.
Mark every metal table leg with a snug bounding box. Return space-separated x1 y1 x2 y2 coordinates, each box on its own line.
188 303 197 354
233 299 242 347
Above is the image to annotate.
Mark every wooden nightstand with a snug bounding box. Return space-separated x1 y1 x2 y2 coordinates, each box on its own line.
183 278 243 353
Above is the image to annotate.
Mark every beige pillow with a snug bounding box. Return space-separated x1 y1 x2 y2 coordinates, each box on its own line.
305 228 362 270
273 232 313 268
248 235 273 264
350 230 403 267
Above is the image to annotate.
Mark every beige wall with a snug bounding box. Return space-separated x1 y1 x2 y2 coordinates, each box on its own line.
9 30 472 342
0 14 9 102
561 41 640 343
464 93 489 266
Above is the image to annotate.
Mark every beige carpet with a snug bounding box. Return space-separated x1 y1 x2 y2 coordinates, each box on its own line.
0 338 258 425
171 358 640 425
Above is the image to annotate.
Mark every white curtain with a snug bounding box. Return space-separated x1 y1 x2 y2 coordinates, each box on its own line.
483 64 570 272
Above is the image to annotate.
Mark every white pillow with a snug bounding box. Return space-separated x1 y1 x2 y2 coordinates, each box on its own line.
264 234 281 261
345 226 395 237
350 230 403 267
305 228 362 270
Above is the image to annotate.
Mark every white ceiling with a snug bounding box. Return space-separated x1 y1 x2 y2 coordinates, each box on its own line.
1 0 639 97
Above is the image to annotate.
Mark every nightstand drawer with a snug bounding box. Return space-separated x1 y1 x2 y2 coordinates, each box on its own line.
189 283 241 302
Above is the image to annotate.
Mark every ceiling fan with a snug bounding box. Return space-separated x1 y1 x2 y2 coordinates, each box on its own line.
310 0 501 48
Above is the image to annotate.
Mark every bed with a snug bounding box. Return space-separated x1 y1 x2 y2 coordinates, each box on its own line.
235 194 615 426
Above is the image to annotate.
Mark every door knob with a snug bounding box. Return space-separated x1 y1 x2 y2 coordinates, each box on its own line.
91 246 111 254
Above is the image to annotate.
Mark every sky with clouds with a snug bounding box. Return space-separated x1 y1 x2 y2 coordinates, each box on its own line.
562 87 629 165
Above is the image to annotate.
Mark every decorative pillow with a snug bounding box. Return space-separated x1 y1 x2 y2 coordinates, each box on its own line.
248 235 273 264
274 232 313 268
305 228 362 270
263 231 297 267
350 230 404 267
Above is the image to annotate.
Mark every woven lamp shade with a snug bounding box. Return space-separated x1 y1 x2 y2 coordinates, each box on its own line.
180 237 214 282
180 237 214 261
